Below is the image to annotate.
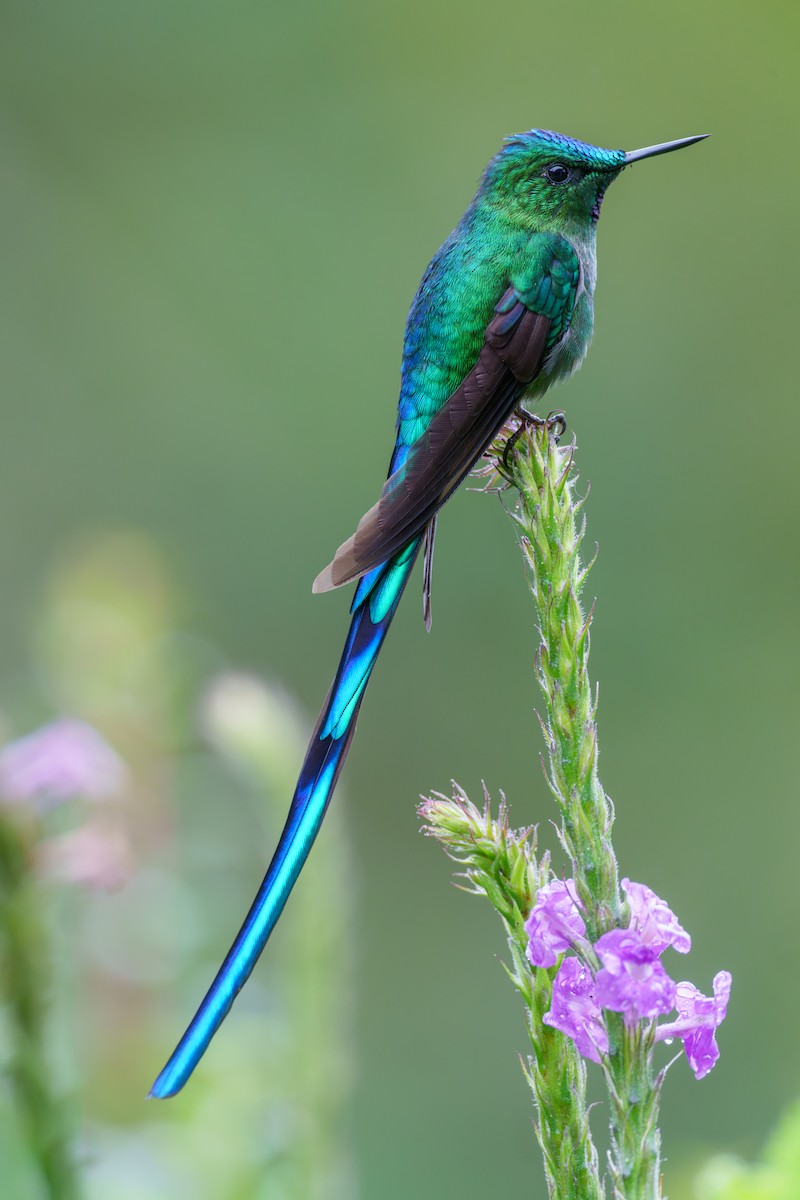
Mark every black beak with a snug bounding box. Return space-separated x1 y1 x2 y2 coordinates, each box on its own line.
624 134 709 165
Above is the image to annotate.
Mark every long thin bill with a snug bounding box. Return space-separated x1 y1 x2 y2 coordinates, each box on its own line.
624 134 708 164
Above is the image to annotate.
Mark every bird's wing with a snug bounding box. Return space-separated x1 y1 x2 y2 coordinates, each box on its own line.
422 514 437 632
313 290 551 593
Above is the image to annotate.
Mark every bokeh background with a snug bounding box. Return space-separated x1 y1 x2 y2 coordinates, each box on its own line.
0 1 797 1196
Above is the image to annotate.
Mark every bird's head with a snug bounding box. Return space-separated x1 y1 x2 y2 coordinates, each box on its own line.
479 129 706 235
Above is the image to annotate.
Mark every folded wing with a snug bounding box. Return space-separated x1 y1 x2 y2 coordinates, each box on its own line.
313 289 551 592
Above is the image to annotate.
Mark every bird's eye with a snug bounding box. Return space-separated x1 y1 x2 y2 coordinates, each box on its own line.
544 162 570 184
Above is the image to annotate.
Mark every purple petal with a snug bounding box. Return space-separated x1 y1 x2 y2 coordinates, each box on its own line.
655 971 732 1079
622 878 691 955
543 957 608 1063
525 879 586 968
683 1026 720 1080
675 971 732 1025
595 928 677 1023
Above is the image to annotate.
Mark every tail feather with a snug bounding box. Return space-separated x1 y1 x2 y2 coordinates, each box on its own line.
149 539 421 1098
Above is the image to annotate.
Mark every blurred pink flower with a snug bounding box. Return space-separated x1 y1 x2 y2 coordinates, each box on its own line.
35 822 132 892
0 719 127 808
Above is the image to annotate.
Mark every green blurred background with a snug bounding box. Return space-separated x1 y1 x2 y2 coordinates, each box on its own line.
1 1 798 1196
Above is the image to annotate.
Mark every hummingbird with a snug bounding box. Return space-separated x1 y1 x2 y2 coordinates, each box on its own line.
151 128 707 1098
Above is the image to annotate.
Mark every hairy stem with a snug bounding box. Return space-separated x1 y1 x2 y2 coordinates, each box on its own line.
419 790 604 1200
501 418 661 1200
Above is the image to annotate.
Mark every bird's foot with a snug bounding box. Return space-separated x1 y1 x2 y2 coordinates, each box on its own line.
544 409 567 443
501 409 567 471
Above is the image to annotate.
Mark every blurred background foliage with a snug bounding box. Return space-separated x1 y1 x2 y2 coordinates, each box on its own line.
0 1 797 1196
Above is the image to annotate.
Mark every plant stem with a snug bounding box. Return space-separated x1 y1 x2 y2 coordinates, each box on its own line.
419 790 604 1200
0 811 81 1200
500 417 662 1200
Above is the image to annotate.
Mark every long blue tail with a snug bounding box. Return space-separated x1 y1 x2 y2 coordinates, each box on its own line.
150 538 421 1098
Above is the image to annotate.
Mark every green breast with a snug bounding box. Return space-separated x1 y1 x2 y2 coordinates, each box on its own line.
399 217 597 441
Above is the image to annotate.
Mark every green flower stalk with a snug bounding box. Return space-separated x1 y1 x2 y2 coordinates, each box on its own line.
500 419 657 1198
419 787 604 1200
0 808 81 1200
422 417 731 1200
0 714 135 1199
505 422 620 937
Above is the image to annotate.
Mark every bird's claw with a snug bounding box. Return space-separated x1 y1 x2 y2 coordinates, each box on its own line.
501 409 568 470
546 410 567 443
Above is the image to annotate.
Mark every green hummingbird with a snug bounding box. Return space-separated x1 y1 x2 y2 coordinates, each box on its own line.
151 128 707 1098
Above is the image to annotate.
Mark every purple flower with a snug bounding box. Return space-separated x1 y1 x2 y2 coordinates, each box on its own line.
0 719 127 808
594 929 677 1024
543 956 608 1063
35 821 132 892
525 879 586 968
622 878 691 955
656 971 732 1079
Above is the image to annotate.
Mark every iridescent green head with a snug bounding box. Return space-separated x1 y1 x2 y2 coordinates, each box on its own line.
479 129 707 233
